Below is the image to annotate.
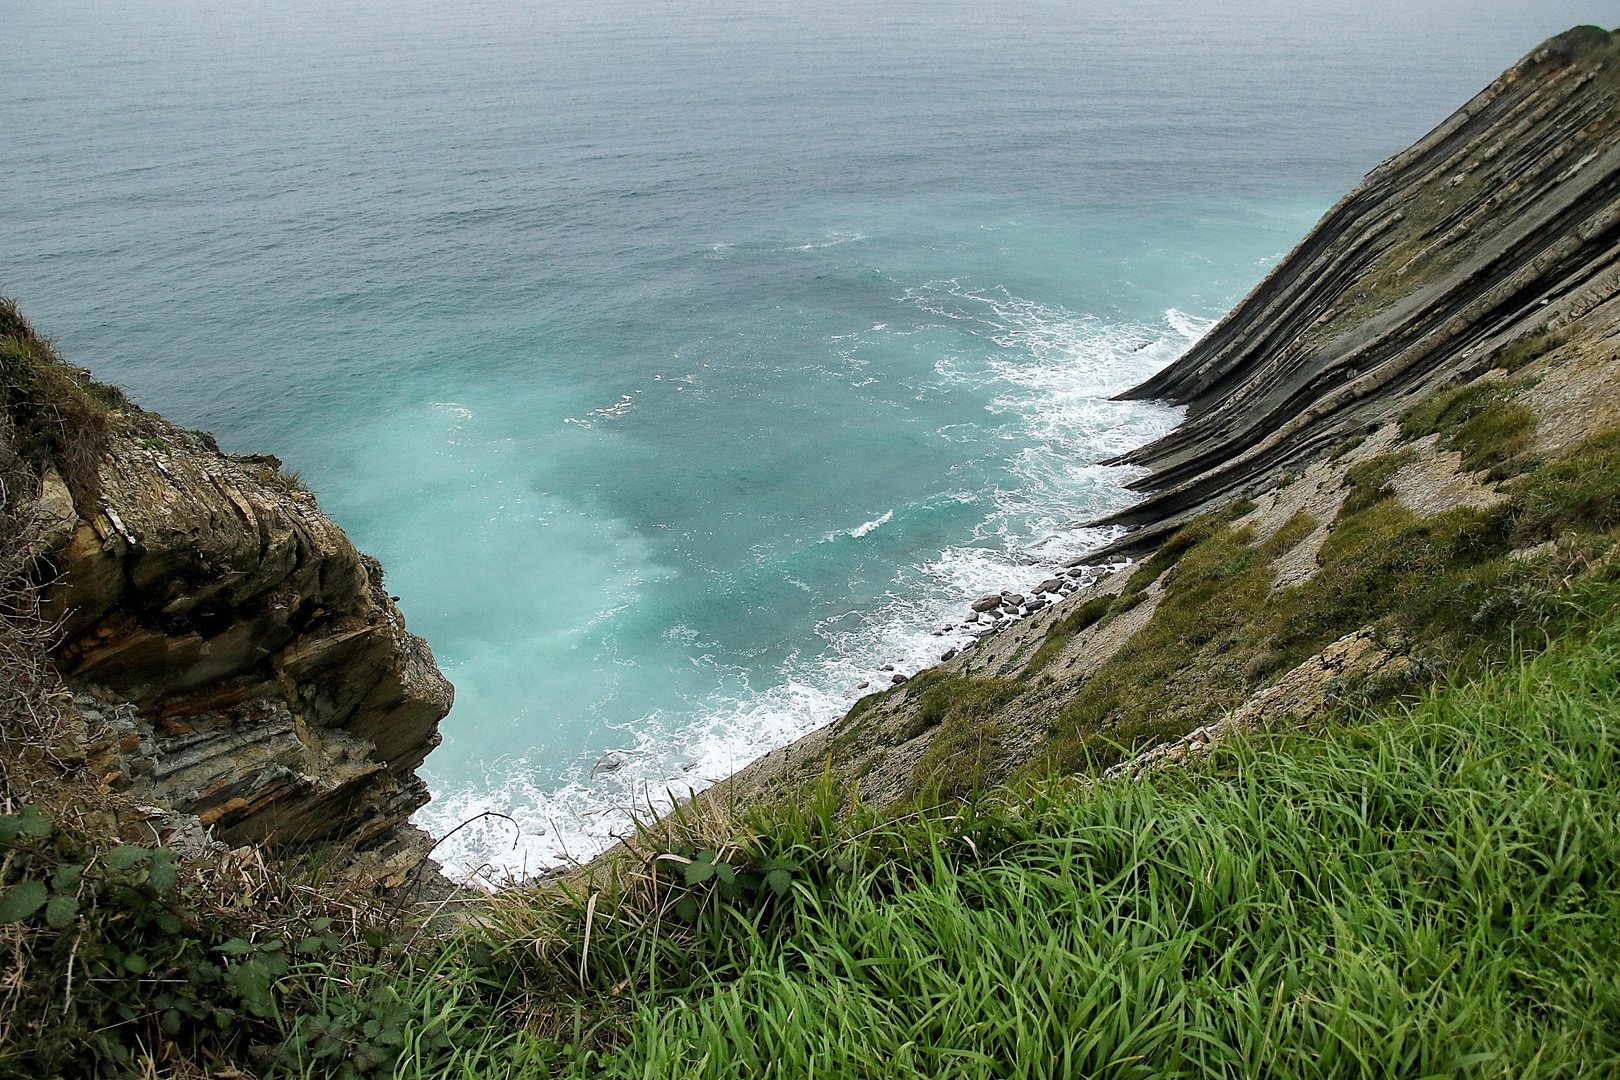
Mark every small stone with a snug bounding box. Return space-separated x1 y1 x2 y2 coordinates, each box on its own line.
1067 567 1087 578
880 664 894 671
1038 578 1064 594
941 649 957 661
891 673 908 684
1004 593 1024 606
971 595 1002 612
856 681 869 689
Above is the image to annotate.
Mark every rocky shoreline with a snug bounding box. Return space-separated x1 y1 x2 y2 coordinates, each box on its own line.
708 25 1620 820
0 310 455 889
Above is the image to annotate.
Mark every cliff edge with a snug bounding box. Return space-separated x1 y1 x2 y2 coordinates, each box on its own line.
1097 24 1620 553
713 25 1620 816
0 302 452 887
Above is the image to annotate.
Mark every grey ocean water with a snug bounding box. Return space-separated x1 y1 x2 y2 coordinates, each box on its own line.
3 0 1612 876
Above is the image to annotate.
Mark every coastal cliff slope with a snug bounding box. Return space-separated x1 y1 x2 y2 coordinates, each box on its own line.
1097 24 1620 552
0 303 453 885
715 25 1620 815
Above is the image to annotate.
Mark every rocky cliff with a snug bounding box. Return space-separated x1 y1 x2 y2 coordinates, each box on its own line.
0 306 452 886
715 25 1620 815
1096 24 1620 554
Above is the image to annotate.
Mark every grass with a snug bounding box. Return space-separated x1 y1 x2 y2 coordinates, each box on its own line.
226 572 1620 1079
0 298 127 513
596 632 1620 1077
1399 376 1538 475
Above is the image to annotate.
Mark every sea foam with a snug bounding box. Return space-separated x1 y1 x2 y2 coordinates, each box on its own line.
417 299 1203 884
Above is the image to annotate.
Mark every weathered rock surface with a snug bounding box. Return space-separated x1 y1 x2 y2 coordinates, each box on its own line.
37 415 452 883
707 26 1620 818
1096 26 1620 556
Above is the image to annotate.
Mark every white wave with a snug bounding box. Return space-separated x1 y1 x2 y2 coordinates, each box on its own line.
778 231 867 252
848 509 893 538
417 293 1210 883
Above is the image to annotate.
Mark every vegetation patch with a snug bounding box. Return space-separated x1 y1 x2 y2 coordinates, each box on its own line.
1329 433 1367 461
1027 420 1620 779
1400 377 1538 474
1341 449 1416 513
903 677 1026 802
1503 429 1620 544
1495 326 1570 372
0 298 128 512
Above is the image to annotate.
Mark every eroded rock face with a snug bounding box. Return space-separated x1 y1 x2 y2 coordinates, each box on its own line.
39 419 452 874
707 27 1620 817
1097 26 1620 557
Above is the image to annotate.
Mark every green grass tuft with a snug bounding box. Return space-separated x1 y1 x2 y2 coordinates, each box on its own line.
1400 377 1537 473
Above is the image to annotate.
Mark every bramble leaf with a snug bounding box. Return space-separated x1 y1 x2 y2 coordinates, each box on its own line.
0 881 48 922
105 845 152 870
19 807 51 837
684 852 717 886
148 850 178 892
45 894 80 929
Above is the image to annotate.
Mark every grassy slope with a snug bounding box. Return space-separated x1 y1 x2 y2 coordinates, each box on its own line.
244 564 1620 1080
880 365 1620 803
586 609 1620 1077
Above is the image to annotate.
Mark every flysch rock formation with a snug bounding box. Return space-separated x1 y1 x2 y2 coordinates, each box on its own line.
710 25 1620 817
1095 24 1620 555
35 414 453 887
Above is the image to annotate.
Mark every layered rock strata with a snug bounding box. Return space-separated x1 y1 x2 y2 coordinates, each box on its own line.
711 25 1620 816
36 413 452 879
1096 25 1620 555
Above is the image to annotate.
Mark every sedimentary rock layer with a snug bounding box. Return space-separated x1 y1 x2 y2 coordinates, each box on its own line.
38 414 452 869
708 25 1620 816
1096 25 1620 554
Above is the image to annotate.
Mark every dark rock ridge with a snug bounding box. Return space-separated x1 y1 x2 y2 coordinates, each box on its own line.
1095 25 1620 555
36 411 452 881
705 25 1620 817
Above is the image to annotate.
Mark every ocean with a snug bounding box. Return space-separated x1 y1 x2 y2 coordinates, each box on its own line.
3 0 1611 877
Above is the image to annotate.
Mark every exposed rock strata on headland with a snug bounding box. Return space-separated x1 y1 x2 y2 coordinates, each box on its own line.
1096 24 1620 555
11 366 452 884
712 25 1620 816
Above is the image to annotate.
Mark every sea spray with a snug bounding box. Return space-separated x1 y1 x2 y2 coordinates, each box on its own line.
418 304 1201 881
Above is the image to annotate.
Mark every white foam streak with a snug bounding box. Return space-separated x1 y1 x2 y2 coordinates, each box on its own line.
848 510 893 538
418 293 1210 883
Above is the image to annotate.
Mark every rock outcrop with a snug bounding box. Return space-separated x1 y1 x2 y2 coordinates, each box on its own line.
710 25 1620 817
35 409 452 881
1096 25 1620 555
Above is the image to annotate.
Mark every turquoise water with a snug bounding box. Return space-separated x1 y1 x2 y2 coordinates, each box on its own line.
4 0 1612 876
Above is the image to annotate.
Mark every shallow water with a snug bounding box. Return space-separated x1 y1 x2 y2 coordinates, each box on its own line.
3 0 1611 877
